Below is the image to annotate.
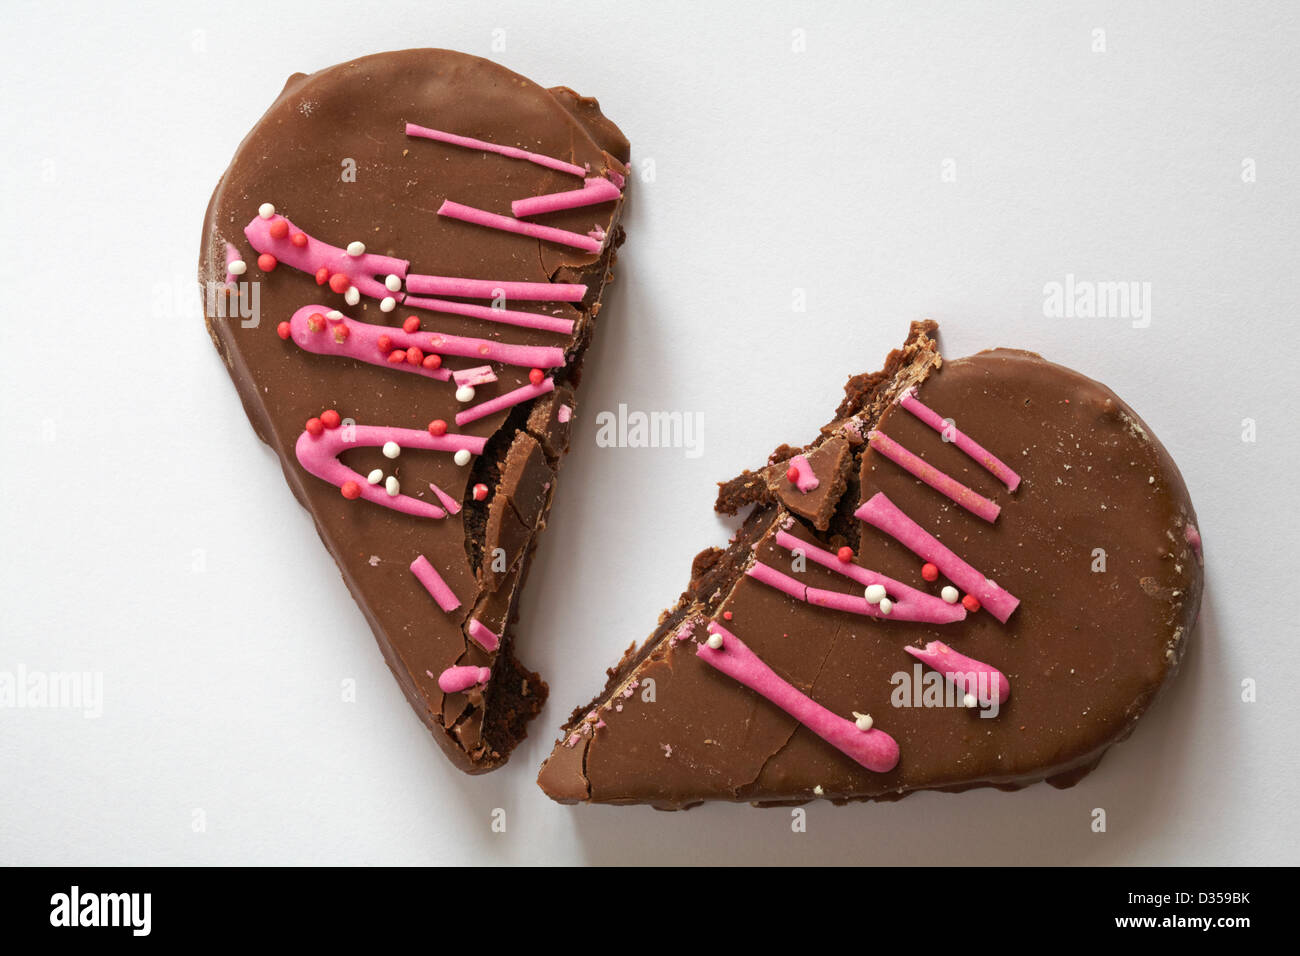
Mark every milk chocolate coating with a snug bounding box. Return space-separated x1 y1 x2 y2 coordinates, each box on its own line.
538 322 1202 807
199 50 628 773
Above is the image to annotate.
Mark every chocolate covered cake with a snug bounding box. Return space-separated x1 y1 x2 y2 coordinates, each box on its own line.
538 322 1203 807
199 50 629 772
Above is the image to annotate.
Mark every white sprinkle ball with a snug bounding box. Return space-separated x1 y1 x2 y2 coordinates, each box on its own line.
382 441 401 459
344 287 360 306
380 296 396 313
258 202 275 219
227 260 247 276
346 241 366 257
325 310 342 321
878 598 894 615
366 469 383 485
963 693 978 709
854 712 874 732
455 385 476 403
706 633 724 649
453 449 472 466
385 476 400 497
864 584 887 604
941 586 960 604
385 274 402 292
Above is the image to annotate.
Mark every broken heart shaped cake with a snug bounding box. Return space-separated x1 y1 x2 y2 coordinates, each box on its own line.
538 321 1203 807
199 50 629 772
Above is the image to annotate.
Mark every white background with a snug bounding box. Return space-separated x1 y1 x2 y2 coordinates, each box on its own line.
2 0 1297 866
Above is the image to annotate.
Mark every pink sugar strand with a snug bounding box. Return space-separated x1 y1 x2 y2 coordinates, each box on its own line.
697 623 900 773
467 619 501 653
406 273 587 302
855 492 1020 623
402 295 575 336
410 555 460 612
223 242 242 285
452 365 498 387
898 387 1021 492
511 177 622 218
748 560 954 625
787 454 820 493
406 122 587 178
456 378 555 427
427 481 462 515
904 640 1011 704
771 531 966 625
868 430 1001 523
438 665 491 694
438 200 603 254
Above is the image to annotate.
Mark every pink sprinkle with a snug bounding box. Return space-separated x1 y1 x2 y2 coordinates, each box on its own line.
904 640 1011 704
898 387 1021 491
787 454 820 493
410 554 460 612
427 481 462 515
406 273 587 302
406 122 587 177
869 430 1001 523
1185 523 1203 563
855 492 1020 623
401 295 575 336
456 378 555 427
557 404 572 423
452 365 498 388
512 177 622 218
223 241 242 285
438 665 491 694
697 624 899 773
438 200 603 254
467 619 501 653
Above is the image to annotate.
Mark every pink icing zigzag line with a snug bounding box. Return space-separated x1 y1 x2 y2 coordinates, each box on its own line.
438 665 491 694
288 305 565 372
898 386 1022 492
223 242 243 286
438 200 603 254
772 531 966 625
787 454 819 493
747 561 960 625
512 177 622 218
467 619 501 653
405 122 587 178
406 273 587 302
868 430 1001 523
697 623 900 773
245 214 408 301
402 295 575 336
410 554 460 612
855 492 1020 623
904 640 1011 704
456 378 555 427
295 424 486 519
427 482 462 516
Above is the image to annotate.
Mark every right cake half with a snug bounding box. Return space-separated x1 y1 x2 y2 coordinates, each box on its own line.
538 321 1203 808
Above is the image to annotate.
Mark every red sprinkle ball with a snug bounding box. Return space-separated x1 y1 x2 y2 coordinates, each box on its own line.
305 417 324 437
387 350 407 364
722 611 734 621
268 219 289 240
276 321 291 340
428 419 448 437
406 346 424 366
962 594 981 613
257 253 277 272
328 273 351 294
340 480 361 500
786 465 799 483
528 368 545 386
471 483 489 502
921 562 939 582
422 354 442 370
836 546 853 564
290 232 308 248
376 334 392 352
332 325 349 344
402 316 421 334
307 312 326 332
320 410 341 430
315 266 330 286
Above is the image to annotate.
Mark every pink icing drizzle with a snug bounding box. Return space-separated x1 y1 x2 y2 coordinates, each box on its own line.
869 430 1001 523
452 365 498 387
223 242 242 285
696 623 900 773
456 378 555 427
245 214 408 301
467 619 501 653
401 295 575 336
410 554 460 612
787 454 820 493
904 640 1011 704
855 492 1020 623
747 561 961 625
405 122 587 178
295 424 485 519
512 177 622 218
406 273 587 302
438 200 603 254
288 305 565 372
899 386 1022 492
437 665 491 694
772 530 966 624
427 481 462 515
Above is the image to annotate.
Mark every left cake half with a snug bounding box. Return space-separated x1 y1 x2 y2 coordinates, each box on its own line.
198 49 629 772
